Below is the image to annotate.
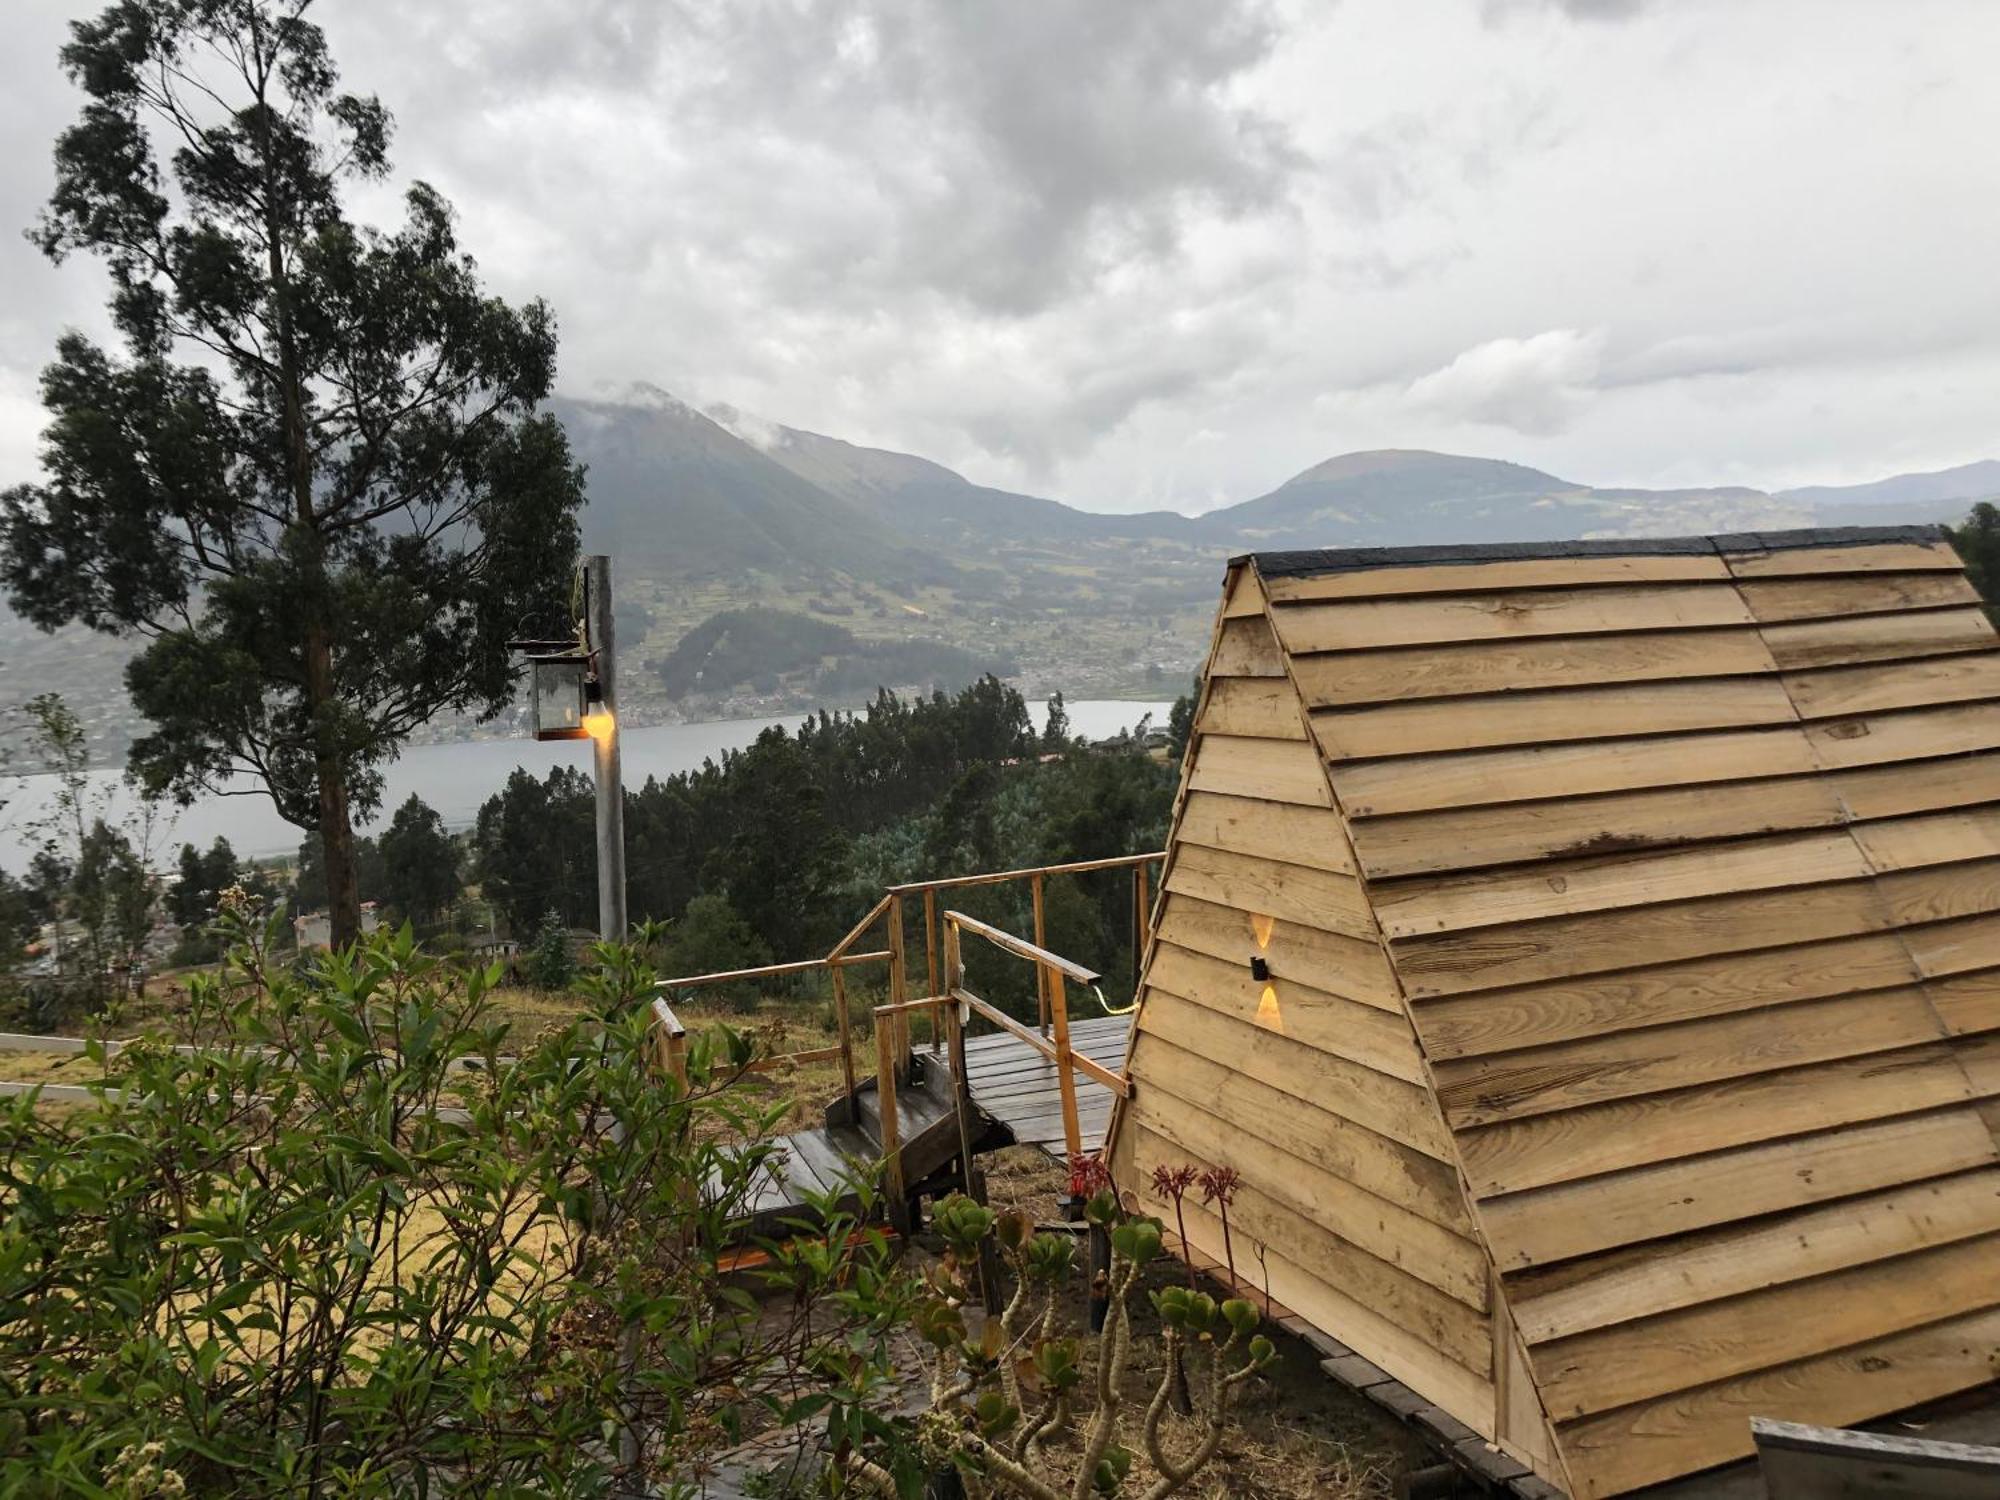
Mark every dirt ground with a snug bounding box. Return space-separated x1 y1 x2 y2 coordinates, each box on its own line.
957 1146 1422 1500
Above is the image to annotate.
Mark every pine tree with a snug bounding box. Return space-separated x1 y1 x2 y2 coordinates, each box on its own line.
377 794 460 926
3 2 585 948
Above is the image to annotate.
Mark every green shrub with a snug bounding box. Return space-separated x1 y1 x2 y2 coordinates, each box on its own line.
0 918 912 1495
528 908 577 991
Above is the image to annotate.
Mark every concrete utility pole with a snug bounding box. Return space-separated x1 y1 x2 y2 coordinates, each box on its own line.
586 554 628 941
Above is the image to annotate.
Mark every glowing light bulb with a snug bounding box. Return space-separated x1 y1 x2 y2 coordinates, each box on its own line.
583 702 615 742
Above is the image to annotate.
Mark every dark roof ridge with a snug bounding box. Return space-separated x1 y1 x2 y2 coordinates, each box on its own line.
1237 524 1951 578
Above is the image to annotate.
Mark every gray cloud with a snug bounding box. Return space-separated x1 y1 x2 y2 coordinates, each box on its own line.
5 0 2000 512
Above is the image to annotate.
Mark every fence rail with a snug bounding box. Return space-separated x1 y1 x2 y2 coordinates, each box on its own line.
654 850 1164 1131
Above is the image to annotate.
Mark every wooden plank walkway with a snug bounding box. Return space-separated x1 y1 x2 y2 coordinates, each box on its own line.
726 1014 1132 1239
960 1013 1130 1156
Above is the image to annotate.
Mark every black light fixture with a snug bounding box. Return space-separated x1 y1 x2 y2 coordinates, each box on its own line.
1249 955 1270 983
509 636 594 742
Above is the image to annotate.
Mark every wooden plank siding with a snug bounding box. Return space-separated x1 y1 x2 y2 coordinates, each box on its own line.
1106 530 2000 1499
1106 574 1502 1450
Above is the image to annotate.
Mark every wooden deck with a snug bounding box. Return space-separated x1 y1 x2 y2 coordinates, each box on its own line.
728 1013 1131 1239
957 1013 1129 1154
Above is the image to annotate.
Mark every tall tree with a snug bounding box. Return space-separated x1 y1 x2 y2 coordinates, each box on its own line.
3 1 585 948
1949 502 2000 626
377 792 459 925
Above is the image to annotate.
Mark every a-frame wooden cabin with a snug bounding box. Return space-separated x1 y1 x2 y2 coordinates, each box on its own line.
1103 525 2000 1498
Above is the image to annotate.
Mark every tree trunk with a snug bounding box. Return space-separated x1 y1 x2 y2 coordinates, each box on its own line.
307 624 363 949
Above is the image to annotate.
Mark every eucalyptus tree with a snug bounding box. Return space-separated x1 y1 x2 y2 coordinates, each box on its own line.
2 0 585 947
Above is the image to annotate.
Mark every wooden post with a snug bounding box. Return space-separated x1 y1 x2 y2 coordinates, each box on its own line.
876 1021 907 1235
1048 964 1083 1175
944 923 1002 1314
1132 863 1150 990
650 998 688 1092
923 885 941 1054
1031 871 1049 1036
886 892 911 1083
832 963 857 1126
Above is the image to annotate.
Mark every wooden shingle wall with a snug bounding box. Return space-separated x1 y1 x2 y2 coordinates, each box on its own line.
1255 533 2000 1498
1107 567 1510 1448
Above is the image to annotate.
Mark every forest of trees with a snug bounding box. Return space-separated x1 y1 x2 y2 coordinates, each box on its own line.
473 677 1178 1006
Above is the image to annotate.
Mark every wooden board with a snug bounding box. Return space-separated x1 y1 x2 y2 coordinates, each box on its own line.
1261 552 1731 601
1331 725 1821 817
1134 1176 1501 1437
1220 567 1267 619
1198 675 1309 739
1271 584 1752 653
1290 628 1777 708
1911 915 2000 980
1556 1306 2000 1499
1761 607 1995 670
1783 652 2000 719
1186 734 1332 807
1310 676 1800 762
1152 892 1403 1011
1535 1232 2000 1419
1506 1167 2000 1345
1162 842 1372 940
1124 1089 1487 1305
1456 1042 1977 1196
1210 614 1286 676
1145 940 1426 1083
1752 1417 2000 1500
1176 791 1353 874
1371 831 1870 939
1806 701 2000 769
1855 808 2000 872
1350 775 1848 879
1432 984 1948 1128
1117 1032 1474 1230
1738 571 1982 622
1137 995 1453 1158
1125 1124 1491 1366
1393 875 1894 999
1478 1107 2000 1270
1929 970 2000 1036
1410 930 1921 1060
1722 539 1965 577
1830 753 2000 822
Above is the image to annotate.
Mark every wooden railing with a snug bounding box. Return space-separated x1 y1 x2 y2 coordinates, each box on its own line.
654 852 1164 1127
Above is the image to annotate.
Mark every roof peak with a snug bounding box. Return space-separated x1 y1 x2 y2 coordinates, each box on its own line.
1238 524 1951 578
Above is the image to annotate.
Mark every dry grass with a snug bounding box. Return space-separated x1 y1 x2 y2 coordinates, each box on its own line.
0 1049 112 1088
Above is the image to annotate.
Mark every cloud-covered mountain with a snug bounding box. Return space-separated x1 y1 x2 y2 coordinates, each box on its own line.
707 405 1204 547
553 388 904 576
563 392 1917 567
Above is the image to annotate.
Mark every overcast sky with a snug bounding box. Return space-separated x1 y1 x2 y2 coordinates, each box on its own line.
3 0 1997 515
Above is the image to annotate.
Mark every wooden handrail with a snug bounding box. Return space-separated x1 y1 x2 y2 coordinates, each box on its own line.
945 910 1102 985
873 995 951 1018
655 949 889 990
829 893 893 960
886 850 1162 897
956 989 1130 1097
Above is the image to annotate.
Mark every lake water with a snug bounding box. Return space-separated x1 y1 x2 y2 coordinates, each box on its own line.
0 699 1173 870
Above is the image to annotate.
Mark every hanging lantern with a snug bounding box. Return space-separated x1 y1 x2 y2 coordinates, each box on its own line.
527 651 591 741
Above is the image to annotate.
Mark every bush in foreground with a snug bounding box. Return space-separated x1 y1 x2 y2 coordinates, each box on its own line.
0 915 910 1496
